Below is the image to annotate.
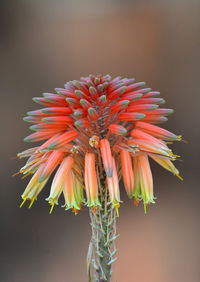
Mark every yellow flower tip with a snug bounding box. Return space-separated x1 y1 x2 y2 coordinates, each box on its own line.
169 151 180 159
115 203 120 217
20 198 27 208
173 154 181 158
21 171 32 179
176 173 183 181
49 203 55 214
28 198 35 209
144 203 147 214
177 135 182 141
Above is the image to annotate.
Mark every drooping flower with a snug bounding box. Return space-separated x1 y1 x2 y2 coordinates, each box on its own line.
18 74 182 213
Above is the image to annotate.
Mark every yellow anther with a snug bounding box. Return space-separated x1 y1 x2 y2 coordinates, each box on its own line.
20 198 27 208
144 203 147 214
116 207 119 217
176 173 183 181
70 145 79 154
177 135 182 141
49 203 55 214
28 198 35 209
21 171 32 179
89 136 99 148
172 154 181 158
115 204 120 217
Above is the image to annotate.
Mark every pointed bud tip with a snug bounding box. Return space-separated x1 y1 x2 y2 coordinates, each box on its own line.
80 99 85 105
138 113 146 119
88 107 95 115
42 118 49 123
89 86 96 95
74 121 81 127
32 97 38 103
74 90 81 97
29 125 36 131
23 117 29 122
24 136 30 142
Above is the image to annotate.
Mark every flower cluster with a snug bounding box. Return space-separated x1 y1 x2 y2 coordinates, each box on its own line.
18 74 182 213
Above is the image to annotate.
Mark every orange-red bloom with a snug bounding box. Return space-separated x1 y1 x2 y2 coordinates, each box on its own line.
18 74 182 213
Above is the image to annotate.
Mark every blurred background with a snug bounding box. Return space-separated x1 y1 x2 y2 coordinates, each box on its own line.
0 0 199 281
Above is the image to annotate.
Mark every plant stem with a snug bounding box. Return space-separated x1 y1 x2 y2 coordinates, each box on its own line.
87 186 118 282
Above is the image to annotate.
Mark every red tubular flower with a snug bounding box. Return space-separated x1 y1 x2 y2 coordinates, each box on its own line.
18 74 182 213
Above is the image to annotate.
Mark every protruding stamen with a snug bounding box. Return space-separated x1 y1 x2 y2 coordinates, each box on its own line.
49 203 55 214
20 198 27 208
89 136 100 148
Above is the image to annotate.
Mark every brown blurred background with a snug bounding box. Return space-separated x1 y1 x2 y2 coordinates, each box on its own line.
0 1 199 281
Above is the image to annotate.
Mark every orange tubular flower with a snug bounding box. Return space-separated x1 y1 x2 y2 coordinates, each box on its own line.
107 157 120 213
84 153 100 207
100 139 113 177
120 150 134 198
46 156 74 212
18 74 182 213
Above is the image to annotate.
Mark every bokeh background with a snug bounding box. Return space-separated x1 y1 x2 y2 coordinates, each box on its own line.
1 1 200 281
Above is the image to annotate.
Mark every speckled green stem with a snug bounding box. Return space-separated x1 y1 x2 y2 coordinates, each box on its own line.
87 186 118 282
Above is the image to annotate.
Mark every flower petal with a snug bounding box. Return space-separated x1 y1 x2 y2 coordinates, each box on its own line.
107 157 120 209
39 150 65 182
47 130 79 149
135 121 181 141
137 154 154 207
149 154 181 178
47 156 74 205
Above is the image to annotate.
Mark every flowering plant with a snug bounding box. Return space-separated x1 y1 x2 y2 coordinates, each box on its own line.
18 74 181 281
